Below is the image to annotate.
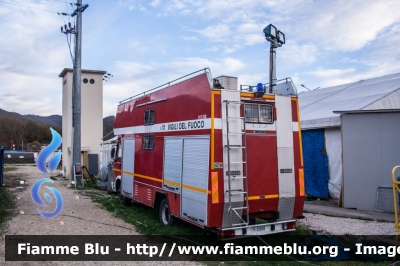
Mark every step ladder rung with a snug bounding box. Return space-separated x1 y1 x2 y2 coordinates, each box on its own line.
225 145 246 149
228 132 246 135
230 176 247 179
232 223 248 226
229 191 248 195
232 206 248 210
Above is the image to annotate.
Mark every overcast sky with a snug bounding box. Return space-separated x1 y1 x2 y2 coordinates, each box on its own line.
1 0 400 117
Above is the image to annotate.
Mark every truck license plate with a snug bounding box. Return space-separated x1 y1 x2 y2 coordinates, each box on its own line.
256 226 266 232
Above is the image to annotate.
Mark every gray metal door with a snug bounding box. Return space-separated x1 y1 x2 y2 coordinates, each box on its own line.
181 137 210 226
121 138 135 198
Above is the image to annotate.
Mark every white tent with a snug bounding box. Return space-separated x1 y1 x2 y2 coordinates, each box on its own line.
298 72 400 200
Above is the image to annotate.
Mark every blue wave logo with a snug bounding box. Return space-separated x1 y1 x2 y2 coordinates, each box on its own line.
37 128 62 174
33 128 63 218
31 178 63 219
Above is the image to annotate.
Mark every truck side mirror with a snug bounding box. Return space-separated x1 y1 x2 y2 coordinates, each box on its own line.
111 147 116 158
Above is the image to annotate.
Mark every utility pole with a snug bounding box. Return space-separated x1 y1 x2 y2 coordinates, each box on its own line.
63 0 88 187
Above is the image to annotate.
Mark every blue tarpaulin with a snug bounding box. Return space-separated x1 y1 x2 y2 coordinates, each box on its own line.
0 146 4 187
302 129 329 198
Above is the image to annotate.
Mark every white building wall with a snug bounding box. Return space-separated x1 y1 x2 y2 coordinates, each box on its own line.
62 71 73 174
60 68 105 176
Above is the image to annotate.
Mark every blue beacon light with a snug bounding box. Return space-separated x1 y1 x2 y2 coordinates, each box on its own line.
255 83 265 98
257 83 264 92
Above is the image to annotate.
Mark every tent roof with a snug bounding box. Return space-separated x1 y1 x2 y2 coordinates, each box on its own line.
298 72 400 129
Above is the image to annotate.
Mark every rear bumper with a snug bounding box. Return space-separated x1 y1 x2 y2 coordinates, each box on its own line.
219 219 297 240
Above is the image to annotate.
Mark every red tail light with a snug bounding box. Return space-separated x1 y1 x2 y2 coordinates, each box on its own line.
285 222 296 229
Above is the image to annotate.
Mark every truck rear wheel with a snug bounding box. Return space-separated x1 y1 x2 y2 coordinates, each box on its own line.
118 189 130 206
159 198 174 226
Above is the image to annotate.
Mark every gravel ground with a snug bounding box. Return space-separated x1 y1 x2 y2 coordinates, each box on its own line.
1 164 397 265
298 212 396 235
0 165 199 266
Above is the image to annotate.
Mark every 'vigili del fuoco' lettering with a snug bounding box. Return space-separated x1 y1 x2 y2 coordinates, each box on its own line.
188 121 204 129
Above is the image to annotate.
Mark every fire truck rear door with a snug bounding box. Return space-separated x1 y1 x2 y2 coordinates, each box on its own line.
121 138 135 198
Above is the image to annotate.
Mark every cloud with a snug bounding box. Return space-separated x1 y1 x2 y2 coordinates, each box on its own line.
190 20 267 53
192 0 296 22
180 9 191 16
2 0 400 119
151 0 162 8
293 0 400 52
0 71 63 115
138 4 147 11
280 41 318 66
0 1 71 115
310 68 356 79
204 46 219 52
127 39 148 53
238 73 266 87
195 24 230 42
307 68 357 87
101 56 245 116
303 17 400 89
156 0 193 16
170 57 244 74
114 61 155 78
290 73 306 92
181 36 199 41
172 0 400 55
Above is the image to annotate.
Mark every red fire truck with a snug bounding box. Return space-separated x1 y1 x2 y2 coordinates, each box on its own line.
107 68 304 239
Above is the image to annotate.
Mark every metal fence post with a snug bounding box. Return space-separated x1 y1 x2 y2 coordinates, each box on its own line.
0 146 4 187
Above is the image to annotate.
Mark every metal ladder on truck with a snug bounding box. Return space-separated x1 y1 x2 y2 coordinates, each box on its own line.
224 100 250 226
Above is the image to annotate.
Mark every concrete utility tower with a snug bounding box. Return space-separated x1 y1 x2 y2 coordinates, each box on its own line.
59 68 106 178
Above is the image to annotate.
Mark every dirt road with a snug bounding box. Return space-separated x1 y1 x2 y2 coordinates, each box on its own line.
0 164 197 265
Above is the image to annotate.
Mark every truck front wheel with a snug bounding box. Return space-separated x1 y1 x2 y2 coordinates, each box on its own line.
159 198 174 226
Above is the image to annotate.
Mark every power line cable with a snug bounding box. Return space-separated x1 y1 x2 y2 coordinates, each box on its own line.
57 12 68 24
58 0 75 65
62 0 74 24
66 33 75 66
0 0 59 13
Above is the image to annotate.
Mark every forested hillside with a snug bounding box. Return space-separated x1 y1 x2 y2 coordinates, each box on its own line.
0 108 115 150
